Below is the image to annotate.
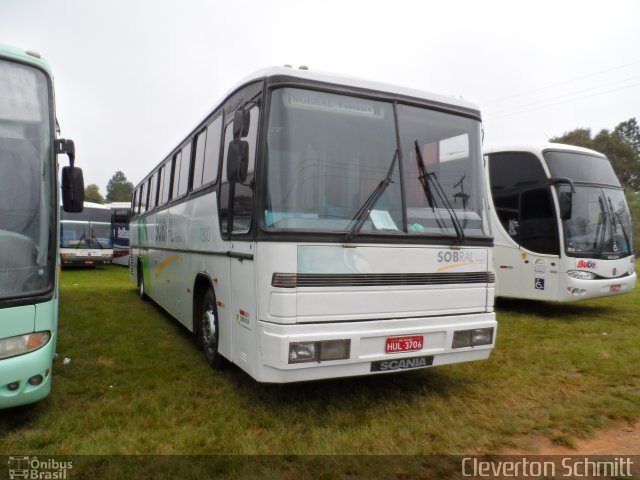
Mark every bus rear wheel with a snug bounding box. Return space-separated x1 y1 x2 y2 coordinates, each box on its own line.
199 288 222 370
138 263 147 300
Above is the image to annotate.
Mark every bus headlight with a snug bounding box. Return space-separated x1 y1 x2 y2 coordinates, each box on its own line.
567 270 596 280
452 328 494 349
0 331 51 360
288 340 351 363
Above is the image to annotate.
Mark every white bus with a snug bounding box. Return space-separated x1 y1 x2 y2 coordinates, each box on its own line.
108 202 131 266
130 67 496 382
485 143 636 302
60 201 113 266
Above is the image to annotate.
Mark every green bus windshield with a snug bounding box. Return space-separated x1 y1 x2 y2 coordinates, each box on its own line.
0 57 53 299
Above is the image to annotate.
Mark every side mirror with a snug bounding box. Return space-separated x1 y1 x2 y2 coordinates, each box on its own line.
227 140 249 183
558 191 572 220
233 109 250 139
62 166 84 212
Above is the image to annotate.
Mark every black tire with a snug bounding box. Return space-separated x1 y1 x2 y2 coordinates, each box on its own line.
138 263 147 300
199 288 222 370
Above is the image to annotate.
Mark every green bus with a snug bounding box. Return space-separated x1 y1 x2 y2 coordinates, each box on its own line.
0 44 83 409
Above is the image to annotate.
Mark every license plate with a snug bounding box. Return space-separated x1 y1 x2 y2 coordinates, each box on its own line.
610 284 622 292
385 335 423 354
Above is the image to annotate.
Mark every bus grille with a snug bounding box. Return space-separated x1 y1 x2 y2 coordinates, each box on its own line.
272 272 496 288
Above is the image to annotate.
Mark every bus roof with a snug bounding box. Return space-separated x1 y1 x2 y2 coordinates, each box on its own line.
484 143 607 159
231 66 481 112
0 43 52 76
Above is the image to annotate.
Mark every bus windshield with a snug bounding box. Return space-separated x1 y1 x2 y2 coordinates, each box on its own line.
0 58 53 299
263 88 489 239
562 185 633 258
61 207 113 250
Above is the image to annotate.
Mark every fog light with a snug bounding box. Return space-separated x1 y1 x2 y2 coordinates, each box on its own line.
566 287 587 296
319 340 350 361
471 328 493 346
289 342 318 363
453 328 494 348
28 375 44 386
7 382 20 392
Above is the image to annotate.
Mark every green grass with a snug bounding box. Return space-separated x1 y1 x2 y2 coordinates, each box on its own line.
1 265 639 477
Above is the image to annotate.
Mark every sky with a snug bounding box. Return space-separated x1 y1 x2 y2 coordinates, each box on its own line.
1 0 639 194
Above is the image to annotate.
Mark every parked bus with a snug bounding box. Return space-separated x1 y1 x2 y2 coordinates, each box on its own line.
60 202 112 266
0 44 83 408
130 67 496 382
108 202 131 266
485 143 636 302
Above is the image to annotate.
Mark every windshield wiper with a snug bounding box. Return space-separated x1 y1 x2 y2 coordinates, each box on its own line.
414 141 465 243
594 197 607 254
608 196 631 253
345 149 398 242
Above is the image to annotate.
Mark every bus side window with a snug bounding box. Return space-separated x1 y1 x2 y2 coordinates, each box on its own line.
157 165 166 206
519 187 560 255
172 151 182 199
132 190 138 216
161 159 172 204
192 130 207 190
231 106 258 234
148 175 156 211
139 183 147 214
178 143 192 196
203 115 222 186
488 152 546 241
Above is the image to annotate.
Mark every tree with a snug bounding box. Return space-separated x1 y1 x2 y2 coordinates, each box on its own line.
614 118 640 156
84 184 104 204
106 171 134 202
550 118 640 191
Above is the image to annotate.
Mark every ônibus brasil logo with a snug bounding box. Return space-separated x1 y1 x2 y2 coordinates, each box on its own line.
8 456 73 479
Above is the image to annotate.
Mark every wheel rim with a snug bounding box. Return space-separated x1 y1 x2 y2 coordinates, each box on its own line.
202 307 217 356
139 270 144 296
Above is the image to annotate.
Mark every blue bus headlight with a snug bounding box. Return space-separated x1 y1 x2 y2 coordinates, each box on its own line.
0 331 51 360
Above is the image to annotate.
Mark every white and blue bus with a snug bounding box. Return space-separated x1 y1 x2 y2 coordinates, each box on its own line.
109 202 131 266
130 67 496 382
0 44 83 408
486 143 636 302
60 202 112 267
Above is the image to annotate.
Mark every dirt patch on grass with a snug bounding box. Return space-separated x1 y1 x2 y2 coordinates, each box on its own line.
502 422 640 455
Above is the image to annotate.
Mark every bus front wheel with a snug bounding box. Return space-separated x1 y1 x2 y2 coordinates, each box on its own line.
199 289 222 370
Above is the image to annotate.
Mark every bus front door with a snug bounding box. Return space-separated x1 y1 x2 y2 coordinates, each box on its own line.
229 242 256 377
